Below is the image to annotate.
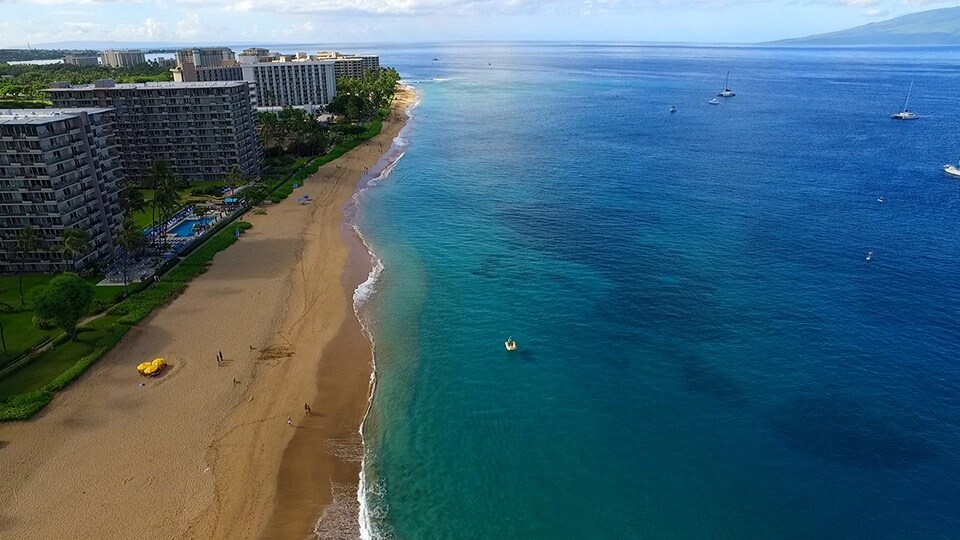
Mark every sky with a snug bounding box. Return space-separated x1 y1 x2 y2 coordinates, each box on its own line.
0 0 955 47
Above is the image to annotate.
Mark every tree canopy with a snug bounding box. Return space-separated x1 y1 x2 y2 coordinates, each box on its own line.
0 62 173 101
30 273 94 341
328 67 401 121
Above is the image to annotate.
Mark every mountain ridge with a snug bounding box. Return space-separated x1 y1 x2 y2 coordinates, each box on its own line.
771 7 960 46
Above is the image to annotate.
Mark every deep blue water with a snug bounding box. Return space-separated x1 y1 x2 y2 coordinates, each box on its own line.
356 44 960 538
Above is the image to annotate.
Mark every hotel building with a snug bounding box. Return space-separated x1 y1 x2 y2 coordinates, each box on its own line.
63 55 99 67
0 108 124 272
100 50 147 68
46 80 261 183
175 47 236 68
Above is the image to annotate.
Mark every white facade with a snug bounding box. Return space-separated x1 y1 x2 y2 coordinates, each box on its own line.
241 61 336 108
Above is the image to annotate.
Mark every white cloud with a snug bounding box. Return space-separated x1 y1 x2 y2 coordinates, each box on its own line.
176 12 204 38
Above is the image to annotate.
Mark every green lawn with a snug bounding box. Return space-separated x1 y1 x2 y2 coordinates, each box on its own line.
0 329 100 398
131 181 238 230
0 275 123 369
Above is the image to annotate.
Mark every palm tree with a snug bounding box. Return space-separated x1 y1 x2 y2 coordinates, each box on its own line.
147 161 182 251
60 227 91 271
146 160 175 250
116 217 146 296
225 166 246 188
14 226 41 305
121 187 146 214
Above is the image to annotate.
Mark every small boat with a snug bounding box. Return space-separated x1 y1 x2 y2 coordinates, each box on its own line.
865 251 874 262
890 82 918 120
432 58 439 61
670 106 677 113
717 71 735 97
944 163 960 178
708 98 719 105
877 195 885 203
504 337 517 351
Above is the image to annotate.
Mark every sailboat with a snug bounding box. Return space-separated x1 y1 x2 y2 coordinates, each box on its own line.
717 71 735 97
890 82 918 120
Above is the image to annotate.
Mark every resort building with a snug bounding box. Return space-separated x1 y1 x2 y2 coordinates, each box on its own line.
314 52 381 79
175 47 235 68
173 56 337 110
46 80 261 183
63 55 99 67
100 50 147 68
240 48 273 62
171 62 243 83
240 60 337 110
0 108 124 273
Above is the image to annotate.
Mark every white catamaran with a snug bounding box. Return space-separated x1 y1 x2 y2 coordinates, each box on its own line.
891 82 918 120
717 71 735 97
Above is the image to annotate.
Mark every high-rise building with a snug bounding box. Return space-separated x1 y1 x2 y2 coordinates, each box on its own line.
0 108 124 273
314 52 381 79
100 50 147 68
239 60 337 110
175 47 235 68
46 80 261 183
174 53 343 110
63 55 99 67
240 48 272 62
171 62 243 83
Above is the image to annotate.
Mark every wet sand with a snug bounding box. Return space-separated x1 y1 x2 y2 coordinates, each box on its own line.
0 87 415 540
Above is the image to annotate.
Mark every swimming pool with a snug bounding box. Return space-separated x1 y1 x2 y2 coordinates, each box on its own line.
169 217 214 237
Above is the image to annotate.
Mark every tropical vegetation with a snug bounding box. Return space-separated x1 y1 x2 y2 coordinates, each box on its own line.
29 273 94 341
328 67 401 121
0 62 173 105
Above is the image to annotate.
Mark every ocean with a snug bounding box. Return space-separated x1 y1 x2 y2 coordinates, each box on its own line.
352 43 960 538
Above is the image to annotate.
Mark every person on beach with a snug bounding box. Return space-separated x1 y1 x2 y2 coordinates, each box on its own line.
287 417 293 426
304 403 311 415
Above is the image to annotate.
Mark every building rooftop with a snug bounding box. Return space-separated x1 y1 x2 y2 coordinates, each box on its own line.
45 80 249 92
0 108 113 126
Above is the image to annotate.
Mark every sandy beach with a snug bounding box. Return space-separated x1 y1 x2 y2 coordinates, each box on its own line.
0 86 415 540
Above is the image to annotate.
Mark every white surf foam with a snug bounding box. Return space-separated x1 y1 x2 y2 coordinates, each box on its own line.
345 86 420 540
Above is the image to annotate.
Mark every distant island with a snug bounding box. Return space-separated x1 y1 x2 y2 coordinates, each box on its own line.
770 6 960 46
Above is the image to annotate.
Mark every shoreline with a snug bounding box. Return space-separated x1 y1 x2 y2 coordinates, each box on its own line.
186 87 417 539
0 87 415 540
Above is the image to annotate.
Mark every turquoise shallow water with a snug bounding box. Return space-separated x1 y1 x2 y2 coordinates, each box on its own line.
356 44 960 538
